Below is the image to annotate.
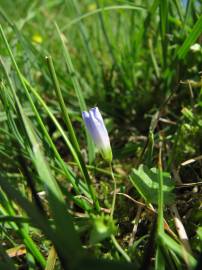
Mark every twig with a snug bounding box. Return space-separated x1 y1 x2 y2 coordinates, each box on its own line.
170 204 192 254
181 155 202 166
159 117 177 125
172 164 182 184
129 204 143 246
117 193 178 240
117 193 152 212
176 181 202 188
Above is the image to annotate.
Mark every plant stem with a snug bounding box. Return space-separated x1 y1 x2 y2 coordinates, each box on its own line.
46 55 100 212
46 56 80 153
109 163 131 261
110 235 131 262
157 140 164 235
110 162 117 219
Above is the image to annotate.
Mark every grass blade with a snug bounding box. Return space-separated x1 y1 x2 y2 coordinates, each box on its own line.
0 25 96 211
67 0 98 79
159 233 196 268
177 14 202 59
46 55 81 153
55 22 95 163
0 24 85 268
159 0 168 66
0 176 83 269
46 55 100 211
62 5 146 30
0 188 46 267
45 246 57 270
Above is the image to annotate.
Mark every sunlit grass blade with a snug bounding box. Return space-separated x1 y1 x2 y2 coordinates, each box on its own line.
45 246 57 270
45 55 99 211
177 14 202 59
0 95 84 267
0 25 95 211
14 96 83 268
46 55 81 153
55 22 95 163
156 140 165 267
159 0 168 66
157 158 164 234
159 233 196 268
173 0 184 23
95 0 117 66
0 24 85 268
22 77 100 211
67 0 98 79
62 4 146 30
155 247 165 270
0 176 84 269
184 0 193 25
0 188 46 267
0 57 80 196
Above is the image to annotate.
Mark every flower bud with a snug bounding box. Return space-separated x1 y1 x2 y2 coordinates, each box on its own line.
82 107 112 162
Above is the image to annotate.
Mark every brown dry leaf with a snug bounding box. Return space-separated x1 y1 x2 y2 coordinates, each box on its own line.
6 245 26 258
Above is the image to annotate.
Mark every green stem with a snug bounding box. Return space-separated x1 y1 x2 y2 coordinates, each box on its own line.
110 235 131 262
23 78 99 212
55 23 95 163
110 163 117 219
68 161 122 178
1 58 79 195
46 56 100 212
109 163 131 262
46 56 80 153
157 140 164 235
0 192 46 267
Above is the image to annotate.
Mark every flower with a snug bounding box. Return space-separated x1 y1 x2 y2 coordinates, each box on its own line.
82 107 112 162
32 34 43 44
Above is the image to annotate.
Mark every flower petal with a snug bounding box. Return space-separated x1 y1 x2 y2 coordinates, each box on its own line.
82 107 112 162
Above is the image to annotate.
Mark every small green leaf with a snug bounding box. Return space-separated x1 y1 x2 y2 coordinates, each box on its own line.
89 215 116 245
130 164 175 205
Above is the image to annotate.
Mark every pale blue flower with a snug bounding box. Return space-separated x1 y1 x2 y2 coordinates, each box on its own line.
82 107 112 162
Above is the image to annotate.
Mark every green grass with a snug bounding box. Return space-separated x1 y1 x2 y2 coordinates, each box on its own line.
0 0 202 269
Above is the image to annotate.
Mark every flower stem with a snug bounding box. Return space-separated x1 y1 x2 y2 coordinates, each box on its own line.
110 235 131 262
109 164 131 262
110 163 116 219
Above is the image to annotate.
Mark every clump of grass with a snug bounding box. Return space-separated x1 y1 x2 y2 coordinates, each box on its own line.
0 0 202 269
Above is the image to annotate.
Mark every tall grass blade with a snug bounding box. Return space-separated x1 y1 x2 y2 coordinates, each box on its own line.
177 14 202 59
55 22 95 163
0 25 96 211
159 0 168 66
0 188 46 267
46 55 81 153
0 24 84 268
45 55 100 211
62 5 146 30
0 176 84 269
67 0 98 79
